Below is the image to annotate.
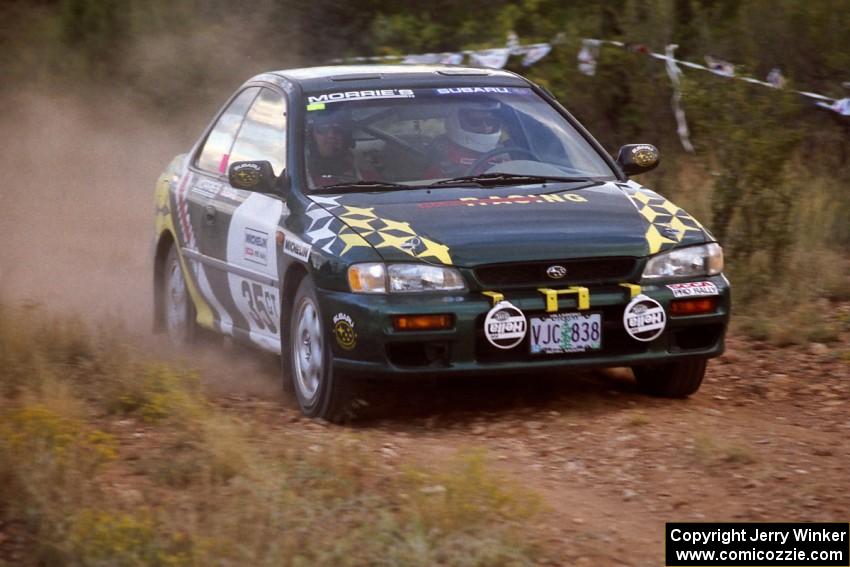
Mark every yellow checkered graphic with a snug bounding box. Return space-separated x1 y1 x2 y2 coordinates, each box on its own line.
338 206 453 265
337 227 372 255
624 186 706 254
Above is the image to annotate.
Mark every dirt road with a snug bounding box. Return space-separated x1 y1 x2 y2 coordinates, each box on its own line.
198 327 849 565
2 91 848 565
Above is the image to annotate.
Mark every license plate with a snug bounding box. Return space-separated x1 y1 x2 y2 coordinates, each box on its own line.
530 312 602 354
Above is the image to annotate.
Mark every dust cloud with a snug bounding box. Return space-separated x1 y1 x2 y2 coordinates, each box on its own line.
0 89 283 399
0 91 184 321
0 2 299 323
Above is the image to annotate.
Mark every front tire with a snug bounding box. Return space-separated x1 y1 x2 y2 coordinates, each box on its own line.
288 276 351 421
632 358 707 398
162 246 196 345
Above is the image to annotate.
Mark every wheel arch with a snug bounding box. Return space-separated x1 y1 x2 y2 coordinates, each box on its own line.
280 262 309 335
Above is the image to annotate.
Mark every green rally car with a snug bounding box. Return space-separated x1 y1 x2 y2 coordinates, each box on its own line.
153 65 730 421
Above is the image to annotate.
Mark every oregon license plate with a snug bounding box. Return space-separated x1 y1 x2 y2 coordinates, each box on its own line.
530 312 602 354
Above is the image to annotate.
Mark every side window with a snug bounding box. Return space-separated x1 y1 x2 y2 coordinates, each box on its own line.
196 87 260 175
229 88 288 176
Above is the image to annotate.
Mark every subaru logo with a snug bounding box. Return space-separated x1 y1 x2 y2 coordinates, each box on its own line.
400 236 421 252
546 265 567 279
659 225 679 239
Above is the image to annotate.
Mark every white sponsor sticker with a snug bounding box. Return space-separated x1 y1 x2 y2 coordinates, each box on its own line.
244 227 268 266
283 232 311 263
307 89 415 105
226 192 284 352
666 281 719 298
435 86 511 95
484 301 527 349
623 294 666 342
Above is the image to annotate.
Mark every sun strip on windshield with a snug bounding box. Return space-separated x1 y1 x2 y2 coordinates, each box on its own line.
306 89 416 108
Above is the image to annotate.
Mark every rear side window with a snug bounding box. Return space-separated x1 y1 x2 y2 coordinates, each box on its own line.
229 88 288 176
196 87 259 175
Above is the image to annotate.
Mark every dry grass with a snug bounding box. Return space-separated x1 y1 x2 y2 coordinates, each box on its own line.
0 302 547 565
729 247 846 346
691 434 758 468
667 163 849 346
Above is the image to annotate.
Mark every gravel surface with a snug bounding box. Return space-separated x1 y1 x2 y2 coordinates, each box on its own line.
198 316 850 565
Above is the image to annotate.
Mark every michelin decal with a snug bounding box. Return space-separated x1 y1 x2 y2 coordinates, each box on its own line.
283 232 311 263
244 228 269 266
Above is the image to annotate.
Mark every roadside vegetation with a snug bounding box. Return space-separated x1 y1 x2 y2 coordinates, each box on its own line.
0 303 547 565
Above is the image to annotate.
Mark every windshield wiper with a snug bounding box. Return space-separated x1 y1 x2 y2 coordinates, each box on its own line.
311 180 416 194
429 173 594 187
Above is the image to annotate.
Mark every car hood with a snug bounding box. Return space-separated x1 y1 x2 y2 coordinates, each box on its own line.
306 181 711 267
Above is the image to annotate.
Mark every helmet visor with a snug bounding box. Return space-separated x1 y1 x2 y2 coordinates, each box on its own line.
458 108 500 134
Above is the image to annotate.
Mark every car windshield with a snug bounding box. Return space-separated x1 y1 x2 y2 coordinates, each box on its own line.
302 86 617 191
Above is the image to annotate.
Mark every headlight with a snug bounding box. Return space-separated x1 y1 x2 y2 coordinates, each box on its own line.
642 243 724 279
347 263 387 293
348 263 466 294
388 264 466 293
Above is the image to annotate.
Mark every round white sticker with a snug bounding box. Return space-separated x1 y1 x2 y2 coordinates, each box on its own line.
623 294 666 342
484 301 527 349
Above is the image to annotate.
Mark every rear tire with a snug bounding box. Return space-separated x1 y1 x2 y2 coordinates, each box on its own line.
287 276 352 422
632 358 707 398
162 246 196 345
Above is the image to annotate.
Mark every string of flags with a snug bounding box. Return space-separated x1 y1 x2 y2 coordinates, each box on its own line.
575 38 849 150
330 32 849 151
330 31 557 69
578 38 847 110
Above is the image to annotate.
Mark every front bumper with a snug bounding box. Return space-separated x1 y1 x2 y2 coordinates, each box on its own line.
318 275 730 378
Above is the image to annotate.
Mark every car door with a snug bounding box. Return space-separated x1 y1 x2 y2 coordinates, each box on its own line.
180 87 261 337
205 87 289 352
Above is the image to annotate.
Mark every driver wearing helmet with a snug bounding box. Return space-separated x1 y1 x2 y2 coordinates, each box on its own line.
306 107 373 187
425 102 507 178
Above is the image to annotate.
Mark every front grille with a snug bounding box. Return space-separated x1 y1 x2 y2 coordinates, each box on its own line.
474 257 639 288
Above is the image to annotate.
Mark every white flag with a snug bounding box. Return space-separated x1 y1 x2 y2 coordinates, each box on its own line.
470 48 510 69
705 55 735 77
578 39 601 76
766 67 786 88
830 98 850 116
522 44 552 67
665 45 695 153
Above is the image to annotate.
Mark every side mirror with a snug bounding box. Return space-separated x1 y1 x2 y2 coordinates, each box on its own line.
228 161 278 193
616 144 660 176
